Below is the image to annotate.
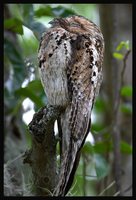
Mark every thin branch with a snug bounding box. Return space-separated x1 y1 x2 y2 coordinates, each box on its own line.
112 49 131 196
98 180 116 196
113 184 132 196
114 50 131 115
123 184 132 194
5 153 24 167
121 50 131 87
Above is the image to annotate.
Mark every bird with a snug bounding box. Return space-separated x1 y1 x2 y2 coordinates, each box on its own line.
38 15 104 196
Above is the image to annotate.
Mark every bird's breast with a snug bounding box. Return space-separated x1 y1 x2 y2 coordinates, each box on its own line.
39 29 72 107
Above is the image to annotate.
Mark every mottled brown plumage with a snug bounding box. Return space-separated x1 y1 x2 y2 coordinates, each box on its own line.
38 15 104 196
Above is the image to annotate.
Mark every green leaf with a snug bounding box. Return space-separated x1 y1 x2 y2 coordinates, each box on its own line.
4 18 24 35
15 87 44 108
120 141 132 154
113 52 124 60
52 6 76 17
92 123 104 132
26 80 43 92
35 5 76 18
116 41 130 51
94 98 106 112
93 141 112 154
82 142 93 154
94 154 110 179
25 80 46 106
34 6 53 17
121 86 132 97
121 103 132 114
71 174 83 196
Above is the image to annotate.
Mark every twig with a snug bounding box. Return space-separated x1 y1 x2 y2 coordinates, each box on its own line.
121 50 131 87
98 180 116 196
113 184 132 196
114 50 131 115
113 190 120 196
112 49 131 196
5 153 24 167
123 184 132 194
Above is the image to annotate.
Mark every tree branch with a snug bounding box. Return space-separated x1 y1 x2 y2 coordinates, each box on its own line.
112 50 131 196
23 105 63 196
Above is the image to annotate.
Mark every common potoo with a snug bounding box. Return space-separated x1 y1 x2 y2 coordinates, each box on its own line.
38 15 104 196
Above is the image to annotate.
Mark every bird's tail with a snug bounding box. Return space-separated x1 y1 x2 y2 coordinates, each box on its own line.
53 137 81 196
53 99 92 196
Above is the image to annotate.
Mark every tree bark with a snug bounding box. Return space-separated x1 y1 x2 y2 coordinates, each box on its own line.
99 4 132 196
23 105 63 196
99 4 122 195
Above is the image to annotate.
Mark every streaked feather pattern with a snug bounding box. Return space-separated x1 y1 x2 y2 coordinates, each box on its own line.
38 15 104 196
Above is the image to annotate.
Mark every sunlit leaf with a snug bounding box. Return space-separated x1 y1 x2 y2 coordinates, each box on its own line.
113 52 123 60
23 80 46 107
121 86 132 97
15 87 44 108
26 80 43 92
116 40 130 51
4 18 24 35
120 141 132 154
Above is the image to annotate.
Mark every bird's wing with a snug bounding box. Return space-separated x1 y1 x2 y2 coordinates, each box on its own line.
54 34 102 196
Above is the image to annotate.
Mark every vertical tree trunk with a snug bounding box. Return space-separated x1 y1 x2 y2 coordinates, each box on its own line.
99 4 122 196
99 4 132 196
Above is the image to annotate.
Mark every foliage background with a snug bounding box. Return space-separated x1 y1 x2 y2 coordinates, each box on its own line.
4 4 132 196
